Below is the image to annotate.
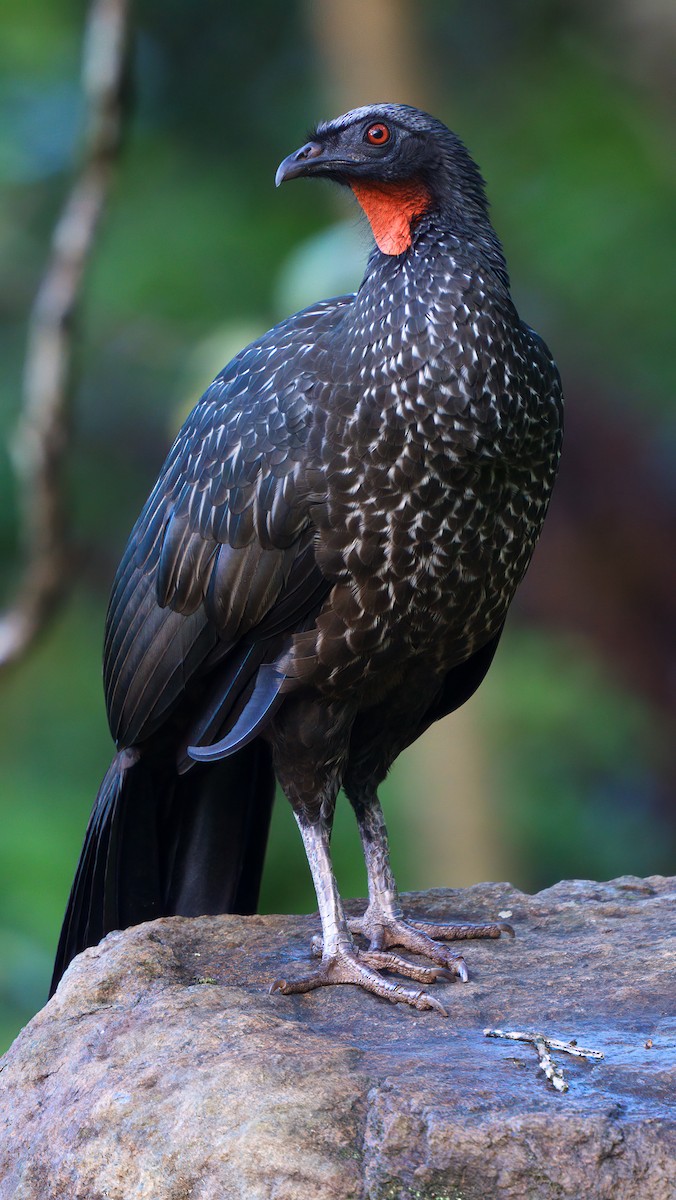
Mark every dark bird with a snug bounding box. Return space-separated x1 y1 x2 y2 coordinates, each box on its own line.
51 104 563 1013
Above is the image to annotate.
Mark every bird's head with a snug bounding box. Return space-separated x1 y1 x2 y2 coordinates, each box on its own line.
275 103 491 257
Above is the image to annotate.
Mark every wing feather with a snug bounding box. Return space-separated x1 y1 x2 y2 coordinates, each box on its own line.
104 295 353 750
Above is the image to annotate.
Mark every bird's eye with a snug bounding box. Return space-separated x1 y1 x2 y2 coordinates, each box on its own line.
365 123 390 146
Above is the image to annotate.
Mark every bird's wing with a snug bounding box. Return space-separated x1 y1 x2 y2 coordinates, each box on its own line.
104 296 352 749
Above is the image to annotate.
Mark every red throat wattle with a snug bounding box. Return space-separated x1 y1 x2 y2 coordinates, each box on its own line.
350 180 431 255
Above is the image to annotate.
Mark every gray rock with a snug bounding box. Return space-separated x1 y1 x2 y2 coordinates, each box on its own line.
1 877 674 1199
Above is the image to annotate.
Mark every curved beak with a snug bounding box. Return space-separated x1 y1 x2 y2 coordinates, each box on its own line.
275 140 325 187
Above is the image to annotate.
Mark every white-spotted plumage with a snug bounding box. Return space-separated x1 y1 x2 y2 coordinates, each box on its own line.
52 102 563 1013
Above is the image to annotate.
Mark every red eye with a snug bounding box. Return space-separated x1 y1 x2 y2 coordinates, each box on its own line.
366 123 390 146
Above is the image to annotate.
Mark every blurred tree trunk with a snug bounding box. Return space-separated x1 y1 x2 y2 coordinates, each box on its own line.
306 0 512 887
307 0 431 111
397 696 507 889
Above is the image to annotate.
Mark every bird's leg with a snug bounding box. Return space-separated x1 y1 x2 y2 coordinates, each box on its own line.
270 812 450 1015
345 791 513 978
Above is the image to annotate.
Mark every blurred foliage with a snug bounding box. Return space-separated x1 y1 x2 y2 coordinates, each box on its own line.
486 629 671 888
1 0 674 1050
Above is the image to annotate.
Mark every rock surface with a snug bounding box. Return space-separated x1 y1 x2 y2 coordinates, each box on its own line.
0 877 674 1199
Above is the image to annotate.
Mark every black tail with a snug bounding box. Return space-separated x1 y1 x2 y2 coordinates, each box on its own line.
50 740 275 997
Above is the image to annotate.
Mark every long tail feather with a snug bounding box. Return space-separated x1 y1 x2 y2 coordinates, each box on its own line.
50 741 275 997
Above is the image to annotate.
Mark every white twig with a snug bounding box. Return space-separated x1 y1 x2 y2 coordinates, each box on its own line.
537 1034 603 1061
484 1028 604 1094
533 1034 568 1093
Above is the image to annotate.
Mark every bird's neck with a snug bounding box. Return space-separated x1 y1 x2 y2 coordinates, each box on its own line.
351 176 509 289
350 180 432 256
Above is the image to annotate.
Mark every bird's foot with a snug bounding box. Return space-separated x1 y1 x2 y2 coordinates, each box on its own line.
270 946 449 1015
342 908 514 980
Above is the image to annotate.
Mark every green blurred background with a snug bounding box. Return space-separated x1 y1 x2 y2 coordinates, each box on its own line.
1 0 674 1051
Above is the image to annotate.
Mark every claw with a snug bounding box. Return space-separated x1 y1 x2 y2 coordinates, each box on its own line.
393 981 448 1017
454 957 469 983
420 993 448 1018
400 984 448 1017
433 966 457 983
310 934 323 958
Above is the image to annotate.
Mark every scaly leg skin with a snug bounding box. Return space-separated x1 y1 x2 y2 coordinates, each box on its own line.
343 792 514 979
270 814 450 1015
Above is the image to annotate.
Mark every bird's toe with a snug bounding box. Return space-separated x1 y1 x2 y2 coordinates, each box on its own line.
269 946 450 1015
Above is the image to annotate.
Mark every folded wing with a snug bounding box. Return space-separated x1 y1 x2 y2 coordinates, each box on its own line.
104 297 352 753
